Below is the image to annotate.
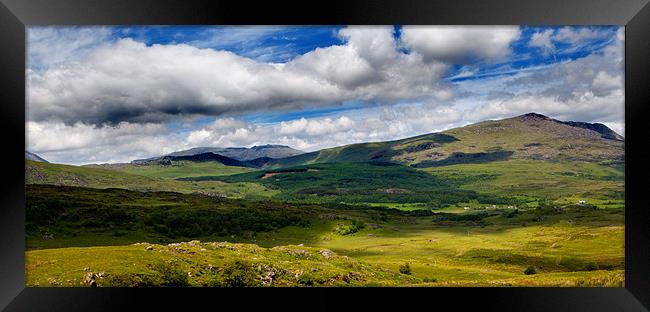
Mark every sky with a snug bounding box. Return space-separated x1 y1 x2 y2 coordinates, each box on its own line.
26 25 625 165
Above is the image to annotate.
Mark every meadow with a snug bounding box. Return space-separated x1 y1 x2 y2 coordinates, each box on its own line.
25 157 624 287
24 114 626 287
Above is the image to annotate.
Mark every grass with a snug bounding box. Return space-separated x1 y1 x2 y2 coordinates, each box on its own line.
26 184 624 287
187 162 510 207
95 161 255 179
422 159 624 201
393 115 624 166
26 160 275 199
26 184 311 249
24 113 626 287
26 241 415 287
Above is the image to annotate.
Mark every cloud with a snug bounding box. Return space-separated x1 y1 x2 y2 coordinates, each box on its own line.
553 27 610 44
465 89 624 126
28 26 451 126
529 29 555 54
277 116 355 136
26 26 625 165
28 26 113 70
180 102 469 158
527 26 615 57
460 31 624 132
399 26 521 63
26 120 189 164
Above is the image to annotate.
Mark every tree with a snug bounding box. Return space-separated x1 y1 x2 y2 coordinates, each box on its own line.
524 266 537 275
399 263 412 275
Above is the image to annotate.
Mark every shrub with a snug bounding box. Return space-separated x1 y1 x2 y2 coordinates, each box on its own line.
399 263 412 275
101 273 158 287
298 273 316 286
505 209 519 218
585 262 599 271
559 257 586 271
149 261 190 287
524 266 537 275
422 277 437 283
334 219 366 235
102 261 190 287
219 260 260 287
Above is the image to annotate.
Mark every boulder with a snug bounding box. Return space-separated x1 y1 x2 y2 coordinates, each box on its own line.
319 249 333 259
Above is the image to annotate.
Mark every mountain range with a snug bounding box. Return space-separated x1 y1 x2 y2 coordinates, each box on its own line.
27 113 624 170
132 144 303 165
257 112 624 169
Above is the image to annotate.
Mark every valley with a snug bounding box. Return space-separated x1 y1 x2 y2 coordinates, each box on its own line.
25 113 625 287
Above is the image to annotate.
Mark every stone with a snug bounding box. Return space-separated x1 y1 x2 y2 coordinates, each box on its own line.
319 249 333 259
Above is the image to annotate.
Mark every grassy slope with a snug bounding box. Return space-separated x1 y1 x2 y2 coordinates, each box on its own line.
26 185 624 287
26 160 275 199
26 241 622 287
26 184 314 249
206 162 502 205
261 114 623 170
250 205 624 286
394 114 624 166
263 133 457 168
423 160 624 202
26 242 415 287
89 161 254 179
24 114 626 287
184 159 623 209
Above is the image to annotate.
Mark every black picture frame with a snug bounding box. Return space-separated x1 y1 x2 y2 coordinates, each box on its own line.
1 0 649 311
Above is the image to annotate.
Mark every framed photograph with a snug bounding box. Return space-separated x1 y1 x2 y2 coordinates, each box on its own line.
1 0 649 311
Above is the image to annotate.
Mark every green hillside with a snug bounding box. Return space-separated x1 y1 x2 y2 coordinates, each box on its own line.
26 242 416 287
262 113 623 169
26 160 274 199
87 161 254 179
25 112 625 287
264 133 458 168
395 113 624 167
427 160 624 201
26 185 624 287
192 162 508 206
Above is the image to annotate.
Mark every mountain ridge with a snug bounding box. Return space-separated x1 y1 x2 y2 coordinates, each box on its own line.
133 152 272 168
133 144 304 164
25 151 48 163
262 112 624 169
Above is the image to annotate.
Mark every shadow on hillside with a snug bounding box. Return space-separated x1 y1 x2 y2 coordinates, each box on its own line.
411 150 514 168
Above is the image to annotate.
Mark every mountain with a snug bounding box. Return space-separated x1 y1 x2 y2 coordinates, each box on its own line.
132 152 273 168
25 151 48 163
134 144 304 164
560 120 624 141
263 112 624 169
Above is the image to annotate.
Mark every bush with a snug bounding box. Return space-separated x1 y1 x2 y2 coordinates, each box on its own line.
422 277 437 283
524 265 537 275
101 273 158 287
559 257 586 271
149 261 190 287
219 260 260 287
585 262 599 271
102 261 190 287
505 209 519 218
334 219 366 235
298 273 316 286
399 263 412 275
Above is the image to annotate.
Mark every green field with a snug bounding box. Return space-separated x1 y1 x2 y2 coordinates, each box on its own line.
89 161 255 179
424 159 624 202
26 160 275 199
26 182 624 287
25 114 625 287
